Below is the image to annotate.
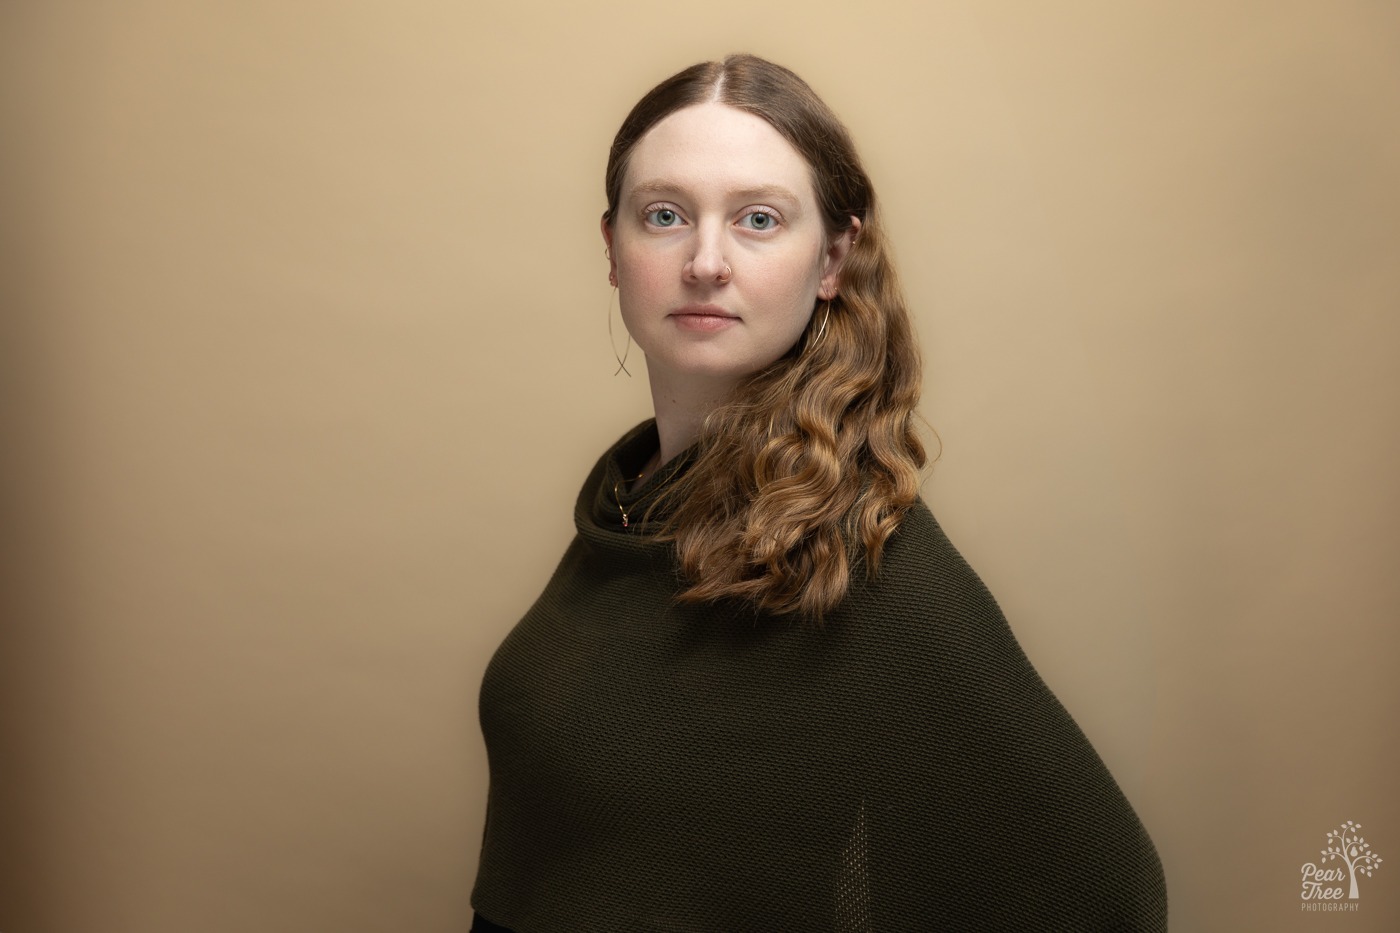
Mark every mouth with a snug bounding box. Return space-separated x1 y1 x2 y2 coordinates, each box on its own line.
670 305 740 333
671 304 738 320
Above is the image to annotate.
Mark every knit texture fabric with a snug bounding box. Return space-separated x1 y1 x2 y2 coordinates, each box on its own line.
472 421 1167 932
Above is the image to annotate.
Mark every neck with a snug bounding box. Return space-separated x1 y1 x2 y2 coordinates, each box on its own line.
645 364 737 466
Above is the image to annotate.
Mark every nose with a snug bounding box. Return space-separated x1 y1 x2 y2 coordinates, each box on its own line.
683 227 732 285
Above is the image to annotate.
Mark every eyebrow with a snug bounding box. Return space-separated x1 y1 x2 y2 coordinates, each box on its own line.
628 179 804 206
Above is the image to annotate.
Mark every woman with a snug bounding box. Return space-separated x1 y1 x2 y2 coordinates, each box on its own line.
470 55 1167 932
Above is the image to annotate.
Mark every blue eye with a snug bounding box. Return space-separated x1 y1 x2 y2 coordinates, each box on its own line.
647 208 680 227
740 211 778 230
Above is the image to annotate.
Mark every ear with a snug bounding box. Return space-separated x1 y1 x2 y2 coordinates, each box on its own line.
818 216 861 300
600 214 618 287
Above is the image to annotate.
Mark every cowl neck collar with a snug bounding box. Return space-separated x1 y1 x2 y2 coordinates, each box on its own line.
576 420 694 552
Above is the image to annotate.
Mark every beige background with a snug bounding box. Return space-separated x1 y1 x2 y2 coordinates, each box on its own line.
2 1 1397 931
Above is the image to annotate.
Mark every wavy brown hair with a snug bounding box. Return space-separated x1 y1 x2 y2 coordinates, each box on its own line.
603 54 926 620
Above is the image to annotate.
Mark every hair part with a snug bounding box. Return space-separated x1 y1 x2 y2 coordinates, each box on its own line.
605 54 927 620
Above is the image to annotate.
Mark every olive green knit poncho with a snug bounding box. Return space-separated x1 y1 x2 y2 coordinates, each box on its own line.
471 422 1167 932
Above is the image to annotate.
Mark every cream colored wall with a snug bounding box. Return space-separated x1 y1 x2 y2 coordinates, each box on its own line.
2 2 1397 930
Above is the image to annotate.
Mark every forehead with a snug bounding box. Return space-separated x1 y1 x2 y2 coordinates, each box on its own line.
622 102 816 202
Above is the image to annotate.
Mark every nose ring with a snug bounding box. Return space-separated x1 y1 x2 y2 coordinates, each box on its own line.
719 264 732 282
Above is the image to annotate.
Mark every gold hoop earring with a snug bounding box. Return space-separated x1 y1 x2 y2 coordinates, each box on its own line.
807 300 832 352
607 286 632 377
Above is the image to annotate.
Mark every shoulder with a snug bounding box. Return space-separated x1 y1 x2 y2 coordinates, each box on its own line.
831 498 1045 714
845 498 1007 634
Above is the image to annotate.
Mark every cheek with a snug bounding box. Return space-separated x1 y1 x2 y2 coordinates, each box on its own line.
616 246 671 299
614 249 674 338
758 247 825 308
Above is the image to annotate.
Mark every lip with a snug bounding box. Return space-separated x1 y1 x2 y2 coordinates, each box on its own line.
670 304 740 333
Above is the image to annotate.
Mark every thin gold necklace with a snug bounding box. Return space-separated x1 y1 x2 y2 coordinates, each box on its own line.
613 471 645 528
614 450 662 529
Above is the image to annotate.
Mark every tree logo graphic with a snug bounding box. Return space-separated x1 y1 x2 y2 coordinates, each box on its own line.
1300 820 1383 903
1321 821 1383 898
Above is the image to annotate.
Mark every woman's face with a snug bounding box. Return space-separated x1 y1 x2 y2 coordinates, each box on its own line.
603 102 852 389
